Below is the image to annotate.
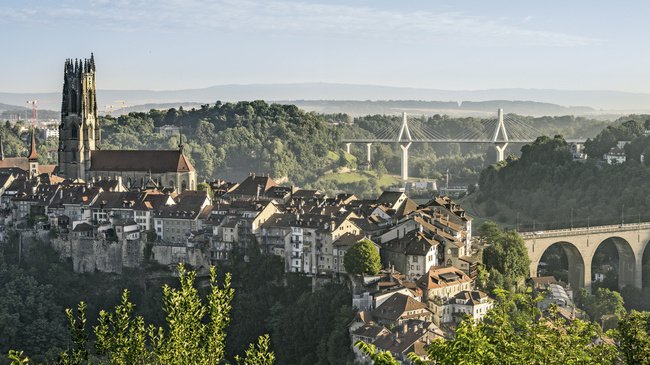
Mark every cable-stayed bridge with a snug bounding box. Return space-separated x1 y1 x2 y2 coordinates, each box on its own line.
342 109 586 182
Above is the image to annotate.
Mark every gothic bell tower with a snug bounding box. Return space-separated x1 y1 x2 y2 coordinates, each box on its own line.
59 53 99 180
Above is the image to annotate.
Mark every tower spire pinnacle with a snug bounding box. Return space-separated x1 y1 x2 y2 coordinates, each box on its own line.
28 127 38 161
178 124 184 152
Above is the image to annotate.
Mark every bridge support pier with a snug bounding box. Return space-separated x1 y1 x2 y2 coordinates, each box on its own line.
610 237 640 290
495 142 508 163
635 253 644 289
400 142 412 182
583 263 592 293
366 143 372 166
565 248 589 293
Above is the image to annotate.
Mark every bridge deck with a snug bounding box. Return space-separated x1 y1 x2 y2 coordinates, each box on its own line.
520 222 650 239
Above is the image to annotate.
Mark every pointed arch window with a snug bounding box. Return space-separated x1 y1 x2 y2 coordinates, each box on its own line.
71 125 78 139
70 89 78 114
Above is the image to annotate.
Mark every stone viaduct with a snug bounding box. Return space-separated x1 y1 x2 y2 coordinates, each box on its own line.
522 223 650 291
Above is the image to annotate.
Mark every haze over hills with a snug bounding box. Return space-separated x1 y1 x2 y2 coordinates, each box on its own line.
3 82 650 116
283 100 596 117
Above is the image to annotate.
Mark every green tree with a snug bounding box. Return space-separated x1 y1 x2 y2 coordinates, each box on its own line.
357 291 619 365
480 223 530 291
354 342 400 365
478 221 501 241
235 335 275 365
197 181 213 199
575 287 625 323
10 264 275 365
269 283 353 365
618 310 650 365
424 291 618 365
0 250 67 363
343 239 381 275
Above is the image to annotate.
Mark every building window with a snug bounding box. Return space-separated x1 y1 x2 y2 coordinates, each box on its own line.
70 90 78 113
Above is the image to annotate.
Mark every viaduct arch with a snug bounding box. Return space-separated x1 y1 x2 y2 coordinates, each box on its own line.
522 223 650 291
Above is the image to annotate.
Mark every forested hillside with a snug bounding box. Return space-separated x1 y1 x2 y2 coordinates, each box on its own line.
96 101 344 185
471 116 650 230
0 101 613 197
93 102 610 193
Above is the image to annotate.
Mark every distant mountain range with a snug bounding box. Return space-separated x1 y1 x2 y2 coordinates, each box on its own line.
2 83 650 117
282 100 596 117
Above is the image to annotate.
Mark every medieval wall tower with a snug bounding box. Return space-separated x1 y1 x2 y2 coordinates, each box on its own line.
59 54 99 180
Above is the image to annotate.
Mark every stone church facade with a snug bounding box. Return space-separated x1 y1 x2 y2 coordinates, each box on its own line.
58 54 197 191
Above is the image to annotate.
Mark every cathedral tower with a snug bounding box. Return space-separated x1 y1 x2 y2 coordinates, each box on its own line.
59 54 99 180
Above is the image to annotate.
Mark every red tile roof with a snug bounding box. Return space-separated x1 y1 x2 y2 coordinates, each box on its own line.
230 174 277 197
90 150 194 173
372 293 431 322
417 266 471 291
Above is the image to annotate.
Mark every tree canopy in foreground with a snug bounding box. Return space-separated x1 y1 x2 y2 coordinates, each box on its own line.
8 265 275 365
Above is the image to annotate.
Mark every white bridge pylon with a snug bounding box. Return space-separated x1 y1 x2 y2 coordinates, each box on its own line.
398 112 412 182
493 108 509 163
397 111 412 142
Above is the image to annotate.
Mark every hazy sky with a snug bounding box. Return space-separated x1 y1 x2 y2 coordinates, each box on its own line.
2 0 650 93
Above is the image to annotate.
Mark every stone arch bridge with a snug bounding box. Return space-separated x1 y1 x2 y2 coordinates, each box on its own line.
521 223 650 291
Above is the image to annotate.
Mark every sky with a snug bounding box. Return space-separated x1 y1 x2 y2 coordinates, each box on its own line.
2 0 650 93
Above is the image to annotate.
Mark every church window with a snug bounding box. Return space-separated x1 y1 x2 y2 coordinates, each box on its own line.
181 180 187 192
71 125 78 139
70 89 78 113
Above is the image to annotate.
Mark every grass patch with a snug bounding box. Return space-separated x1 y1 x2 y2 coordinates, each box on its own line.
319 170 400 187
325 150 339 163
